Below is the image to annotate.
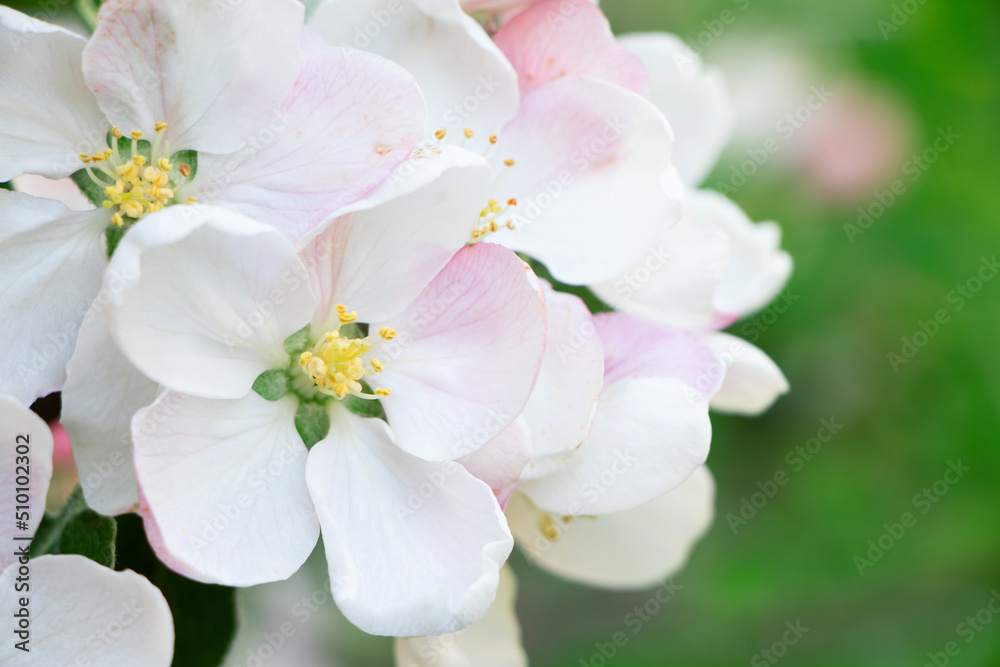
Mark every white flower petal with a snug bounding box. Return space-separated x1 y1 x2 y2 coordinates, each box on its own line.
0 191 107 405
509 466 714 589
0 7 107 180
300 144 490 326
519 378 711 516
310 0 518 137
62 307 155 516
133 391 318 586
395 566 526 667
520 286 603 481
702 332 789 416
459 415 532 508
307 410 513 636
105 205 315 400
375 243 546 461
486 78 680 284
188 46 426 245
0 395 53 570
619 32 735 186
702 191 793 318
591 193 731 331
0 555 174 666
82 0 303 154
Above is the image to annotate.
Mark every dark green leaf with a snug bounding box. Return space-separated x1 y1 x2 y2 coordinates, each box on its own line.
295 400 331 448
31 486 117 568
115 514 236 667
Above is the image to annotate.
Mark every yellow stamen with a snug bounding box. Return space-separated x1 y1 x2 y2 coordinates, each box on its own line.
464 128 474 139
374 388 391 397
434 127 447 141
504 158 516 167
130 130 143 140
378 327 396 340
370 359 384 372
111 127 123 139
154 121 167 133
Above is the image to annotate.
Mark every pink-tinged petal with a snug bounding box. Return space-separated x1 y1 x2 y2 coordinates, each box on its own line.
518 378 711 515
591 193 731 331
395 566 526 667
494 0 646 95
0 7 107 181
508 466 714 589
460 416 532 509
520 285 603 481
486 78 679 284
105 206 315 400
188 46 426 245
703 191 793 318
0 395 54 569
82 0 302 155
62 307 156 516
133 392 318 586
300 145 490 327
11 175 93 211
0 555 174 665
0 191 107 405
595 312 724 398
374 243 546 461
306 410 513 636
703 332 789 416
619 33 735 186
310 0 518 137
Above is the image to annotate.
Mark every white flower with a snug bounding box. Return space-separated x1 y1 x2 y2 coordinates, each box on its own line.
0 0 426 405
0 395 174 666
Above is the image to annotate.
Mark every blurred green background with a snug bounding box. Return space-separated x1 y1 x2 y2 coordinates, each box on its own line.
7 0 1000 664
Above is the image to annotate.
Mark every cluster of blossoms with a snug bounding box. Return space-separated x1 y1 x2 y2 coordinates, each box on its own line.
0 0 791 663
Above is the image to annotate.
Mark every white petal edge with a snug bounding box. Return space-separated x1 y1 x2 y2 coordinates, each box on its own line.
702 332 789 416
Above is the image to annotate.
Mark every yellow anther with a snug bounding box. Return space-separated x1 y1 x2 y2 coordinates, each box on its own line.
332 384 349 399
540 514 559 540
112 212 124 228
298 351 312 366
132 154 146 166
179 163 191 178
374 388 391 397
102 200 113 209
154 121 167 133
111 127 123 139
158 158 173 171
130 130 143 140
370 359 384 372
489 134 498 144
489 221 498 232
504 158 516 167
378 327 396 340
464 128 474 139
434 127 447 141
471 229 481 239
337 310 358 324
506 220 515 230
116 163 139 181
79 153 92 163
104 185 117 198
324 331 339 342
507 198 517 207
184 198 197 204
120 200 144 218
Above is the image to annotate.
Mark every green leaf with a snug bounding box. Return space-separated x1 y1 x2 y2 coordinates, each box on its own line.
70 168 114 207
75 0 100 32
31 486 117 568
283 326 312 356
115 514 236 667
170 150 198 185
252 369 290 401
295 400 331 448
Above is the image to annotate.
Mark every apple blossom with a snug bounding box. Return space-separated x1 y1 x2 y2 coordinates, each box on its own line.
0 0 426 406
0 395 174 665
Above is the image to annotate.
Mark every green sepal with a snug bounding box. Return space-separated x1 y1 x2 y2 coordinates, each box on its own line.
170 149 198 185
31 486 117 568
252 369 290 401
0 181 12 191
70 168 114 207
283 326 312 357
344 393 386 420
295 400 331 448
105 224 126 259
